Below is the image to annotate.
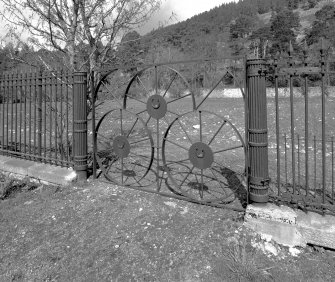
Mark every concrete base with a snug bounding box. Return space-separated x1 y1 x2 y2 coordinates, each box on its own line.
245 203 335 249
0 156 77 186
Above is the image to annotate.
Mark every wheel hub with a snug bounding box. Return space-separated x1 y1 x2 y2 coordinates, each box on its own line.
146 94 167 119
113 135 130 158
189 142 214 169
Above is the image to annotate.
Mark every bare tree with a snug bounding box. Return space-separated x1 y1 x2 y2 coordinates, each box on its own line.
0 0 161 75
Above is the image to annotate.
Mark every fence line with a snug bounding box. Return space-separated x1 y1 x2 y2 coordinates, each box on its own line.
0 70 75 167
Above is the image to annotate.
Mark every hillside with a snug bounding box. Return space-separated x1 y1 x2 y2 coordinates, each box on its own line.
1 0 334 73
123 0 335 64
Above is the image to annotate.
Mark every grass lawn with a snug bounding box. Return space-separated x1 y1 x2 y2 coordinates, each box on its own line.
1 176 335 281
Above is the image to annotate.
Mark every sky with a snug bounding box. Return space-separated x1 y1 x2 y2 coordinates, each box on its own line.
139 0 236 34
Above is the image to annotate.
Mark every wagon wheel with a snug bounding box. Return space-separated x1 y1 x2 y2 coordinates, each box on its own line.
95 108 154 187
162 110 246 204
123 65 196 189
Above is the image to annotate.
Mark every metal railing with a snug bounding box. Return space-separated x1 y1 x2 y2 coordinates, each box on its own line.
263 43 335 214
0 69 87 178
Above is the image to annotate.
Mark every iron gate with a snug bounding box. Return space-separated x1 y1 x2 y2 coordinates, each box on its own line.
91 48 335 215
92 57 248 211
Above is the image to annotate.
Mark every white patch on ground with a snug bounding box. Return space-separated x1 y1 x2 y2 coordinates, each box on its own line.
65 171 77 181
260 233 273 242
289 247 301 257
164 201 177 208
192 124 200 129
251 239 279 257
180 207 188 214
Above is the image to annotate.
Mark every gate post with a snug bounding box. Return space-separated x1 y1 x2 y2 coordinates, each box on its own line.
246 59 269 203
73 72 88 181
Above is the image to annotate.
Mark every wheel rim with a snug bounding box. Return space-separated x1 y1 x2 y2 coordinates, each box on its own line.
95 108 154 186
162 110 246 204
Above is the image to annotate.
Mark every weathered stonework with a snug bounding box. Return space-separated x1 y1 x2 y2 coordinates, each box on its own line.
245 203 335 249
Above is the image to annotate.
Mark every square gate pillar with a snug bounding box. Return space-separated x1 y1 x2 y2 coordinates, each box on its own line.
246 59 269 203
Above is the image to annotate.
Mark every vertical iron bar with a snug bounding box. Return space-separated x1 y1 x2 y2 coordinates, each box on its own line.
274 57 280 195
314 135 317 193
60 70 63 163
155 65 158 95
120 109 123 185
24 73 27 156
49 73 52 160
289 44 295 194
285 134 288 187
37 69 42 159
33 72 37 159
14 72 17 152
332 136 334 202
11 73 14 149
297 134 300 189
5 73 8 154
54 73 58 163
92 72 97 178
43 72 47 161
303 47 309 195
1 74 5 154
6 74 9 154
29 73 32 159
320 40 326 203
156 118 160 190
19 73 22 154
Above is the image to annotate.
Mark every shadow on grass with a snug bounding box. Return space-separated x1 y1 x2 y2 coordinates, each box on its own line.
221 167 248 208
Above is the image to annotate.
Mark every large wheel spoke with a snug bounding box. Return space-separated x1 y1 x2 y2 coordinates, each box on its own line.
121 156 125 185
163 73 177 97
180 165 195 187
209 167 227 193
137 75 150 96
126 118 139 138
127 94 146 105
199 111 203 142
101 81 123 108
176 119 193 144
167 92 192 104
164 138 189 151
166 109 179 116
129 151 152 162
199 169 204 199
213 144 243 155
208 121 227 145
129 137 151 146
165 157 190 165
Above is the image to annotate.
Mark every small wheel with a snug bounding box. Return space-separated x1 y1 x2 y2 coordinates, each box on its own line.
95 108 154 186
162 110 246 204
123 65 196 188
